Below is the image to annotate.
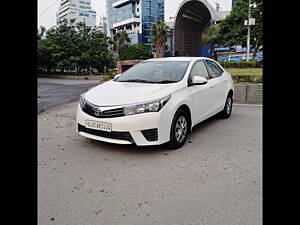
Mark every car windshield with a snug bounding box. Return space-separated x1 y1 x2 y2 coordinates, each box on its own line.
115 61 191 83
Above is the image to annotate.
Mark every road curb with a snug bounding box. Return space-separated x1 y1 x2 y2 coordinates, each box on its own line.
234 84 262 105
233 103 262 107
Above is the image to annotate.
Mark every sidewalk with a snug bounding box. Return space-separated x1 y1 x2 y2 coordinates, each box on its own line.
38 74 104 81
38 78 102 85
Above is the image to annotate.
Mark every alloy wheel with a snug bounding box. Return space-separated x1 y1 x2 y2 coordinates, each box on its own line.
175 116 187 143
226 97 232 115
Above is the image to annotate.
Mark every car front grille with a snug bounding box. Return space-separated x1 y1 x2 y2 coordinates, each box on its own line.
78 124 134 143
82 101 125 118
141 128 158 142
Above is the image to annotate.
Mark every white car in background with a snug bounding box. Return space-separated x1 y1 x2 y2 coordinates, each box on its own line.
76 57 234 149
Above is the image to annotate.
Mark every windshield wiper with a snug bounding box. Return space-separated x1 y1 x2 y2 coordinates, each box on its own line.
155 80 177 84
118 79 156 83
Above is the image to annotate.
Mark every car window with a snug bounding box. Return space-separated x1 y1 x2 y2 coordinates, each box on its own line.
205 60 223 79
190 61 209 80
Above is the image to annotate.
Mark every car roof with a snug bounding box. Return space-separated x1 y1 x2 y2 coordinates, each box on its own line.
145 57 212 62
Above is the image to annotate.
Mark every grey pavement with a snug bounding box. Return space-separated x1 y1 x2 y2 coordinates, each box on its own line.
38 102 262 225
38 78 100 114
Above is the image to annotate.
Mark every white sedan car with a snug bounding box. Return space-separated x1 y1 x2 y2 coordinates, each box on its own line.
76 57 234 149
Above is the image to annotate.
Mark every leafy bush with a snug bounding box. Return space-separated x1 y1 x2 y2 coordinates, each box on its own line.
103 74 115 81
220 60 262 68
231 74 262 83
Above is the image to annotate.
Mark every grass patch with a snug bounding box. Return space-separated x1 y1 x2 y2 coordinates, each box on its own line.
226 68 262 76
103 73 116 81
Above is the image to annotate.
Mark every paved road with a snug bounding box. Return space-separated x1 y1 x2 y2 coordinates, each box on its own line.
38 78 100 114
38 102 262 225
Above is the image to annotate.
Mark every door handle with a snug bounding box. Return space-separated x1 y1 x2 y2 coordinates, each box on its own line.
209 84 215 88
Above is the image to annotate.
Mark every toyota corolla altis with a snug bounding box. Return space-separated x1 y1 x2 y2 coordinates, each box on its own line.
76 57 234 149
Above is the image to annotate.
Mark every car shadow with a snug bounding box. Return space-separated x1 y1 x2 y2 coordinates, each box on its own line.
189 114 221 137
80 114 226 155
86 139 171 155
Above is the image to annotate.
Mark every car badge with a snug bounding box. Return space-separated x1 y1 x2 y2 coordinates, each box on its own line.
94 107 102 116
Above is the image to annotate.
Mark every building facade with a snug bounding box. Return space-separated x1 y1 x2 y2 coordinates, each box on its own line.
97 16 108 35
165 19 174 56
106 0 164 45
57 0 97 27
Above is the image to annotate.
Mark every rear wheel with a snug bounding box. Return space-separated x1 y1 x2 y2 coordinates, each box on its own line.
168 109 189 149
219 94 233 119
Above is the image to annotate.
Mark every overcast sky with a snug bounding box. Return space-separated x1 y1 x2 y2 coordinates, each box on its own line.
38 0 232 29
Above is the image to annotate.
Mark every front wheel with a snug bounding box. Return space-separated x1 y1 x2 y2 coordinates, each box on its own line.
168 109 189 149
218 94 233 119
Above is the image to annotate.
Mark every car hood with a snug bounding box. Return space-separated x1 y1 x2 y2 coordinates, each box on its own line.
84 80 177 106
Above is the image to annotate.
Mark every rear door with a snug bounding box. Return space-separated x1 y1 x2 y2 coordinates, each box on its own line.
205 60 227 112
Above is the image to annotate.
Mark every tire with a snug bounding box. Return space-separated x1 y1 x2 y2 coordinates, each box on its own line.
219 94 233 119
168 109 189 149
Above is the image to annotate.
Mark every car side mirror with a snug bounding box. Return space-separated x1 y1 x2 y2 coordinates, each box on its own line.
114 74 122 80
192 76 208 85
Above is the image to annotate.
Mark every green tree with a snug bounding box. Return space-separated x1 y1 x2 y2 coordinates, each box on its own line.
45 21 79 72
37 22 115 74
75 23 115 73
37 38 56 73
113 31 131 60
217 0 262 57
152 20 170 58
120 44 153 60
202 24 220 60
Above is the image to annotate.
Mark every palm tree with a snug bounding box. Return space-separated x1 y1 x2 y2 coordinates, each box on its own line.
113 31 131 60
152 20 170 58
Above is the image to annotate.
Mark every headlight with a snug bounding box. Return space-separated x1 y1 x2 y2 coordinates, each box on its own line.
124 95 171 116
79 94 86 109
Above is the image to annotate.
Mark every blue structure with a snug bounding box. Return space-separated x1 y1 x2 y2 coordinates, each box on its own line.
106 0 164 45
215 45 263 62
200 42 212 58
232 0 237 8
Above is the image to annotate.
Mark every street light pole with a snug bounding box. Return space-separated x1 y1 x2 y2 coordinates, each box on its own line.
247 0 251 61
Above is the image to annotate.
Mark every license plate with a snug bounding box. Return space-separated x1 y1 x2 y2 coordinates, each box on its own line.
85 120 112 132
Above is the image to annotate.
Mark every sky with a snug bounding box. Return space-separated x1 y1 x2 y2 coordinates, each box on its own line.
38 0 232 29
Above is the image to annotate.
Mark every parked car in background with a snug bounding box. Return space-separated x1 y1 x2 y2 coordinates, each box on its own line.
91 68 98 73
76 57 234 149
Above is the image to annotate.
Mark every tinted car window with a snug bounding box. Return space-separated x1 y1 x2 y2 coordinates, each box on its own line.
205 60 223 78
190 61 209 79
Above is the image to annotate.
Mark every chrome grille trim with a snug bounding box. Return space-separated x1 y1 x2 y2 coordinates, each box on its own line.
82 100 125 118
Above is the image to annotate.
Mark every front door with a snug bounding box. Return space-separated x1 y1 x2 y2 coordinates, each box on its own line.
188 60 215 124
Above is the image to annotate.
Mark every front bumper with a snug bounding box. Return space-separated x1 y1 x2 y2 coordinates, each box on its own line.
76 104 171 146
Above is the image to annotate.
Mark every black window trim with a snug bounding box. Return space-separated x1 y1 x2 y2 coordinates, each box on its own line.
204 59 224 80
187 59 209 87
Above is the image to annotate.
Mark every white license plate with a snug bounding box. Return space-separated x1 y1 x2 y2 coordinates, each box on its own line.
85 120 112 132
